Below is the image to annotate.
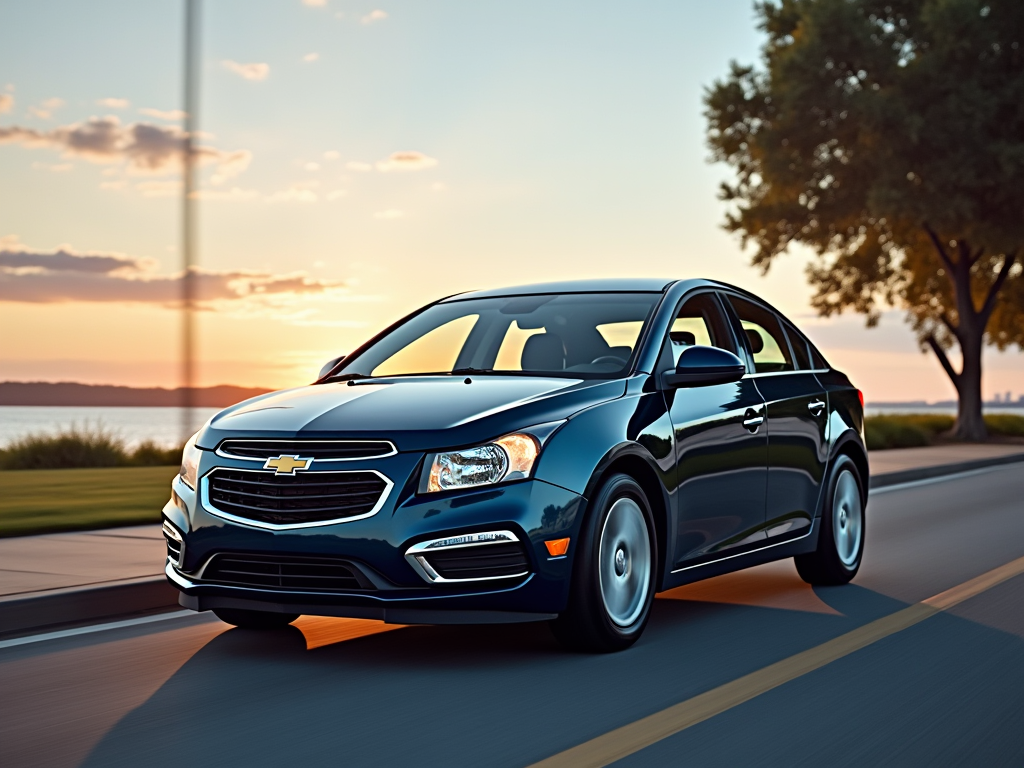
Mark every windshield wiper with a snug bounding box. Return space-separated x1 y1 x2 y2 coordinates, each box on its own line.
449 367 496 376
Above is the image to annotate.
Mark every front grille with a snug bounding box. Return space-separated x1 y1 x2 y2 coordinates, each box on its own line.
206 469 389 527
421 543 530 581
203 553 374 592
217 439 395 461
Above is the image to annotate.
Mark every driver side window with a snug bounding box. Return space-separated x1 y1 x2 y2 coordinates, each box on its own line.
664 293 737 367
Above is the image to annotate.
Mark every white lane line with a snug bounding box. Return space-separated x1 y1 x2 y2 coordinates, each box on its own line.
0 610 203 650
870 464 1015 495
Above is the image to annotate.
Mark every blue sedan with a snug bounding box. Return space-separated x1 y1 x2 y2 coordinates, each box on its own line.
164 278 867 652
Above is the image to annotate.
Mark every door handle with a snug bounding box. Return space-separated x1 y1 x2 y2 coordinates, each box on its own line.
808 399 826 415
742 410 764 432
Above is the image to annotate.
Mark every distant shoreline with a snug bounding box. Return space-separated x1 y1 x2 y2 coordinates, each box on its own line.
0 381 272 408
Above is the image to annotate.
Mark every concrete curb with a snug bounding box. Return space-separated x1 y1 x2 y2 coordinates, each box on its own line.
0 577 178 639
869 451 1024 489
3 451 1022 640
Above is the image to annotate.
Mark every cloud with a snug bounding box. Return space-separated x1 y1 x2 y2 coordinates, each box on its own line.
326 189 347 201
346 161 373 172
375 150 438 172
28 97 64 120
139 107 186 121
431 182 447 191
0 116 251 177
304 162 320 171
222 60 270 81
361 9 387 24
194 186 260 202
266 185 318 203
323 150 340 160
303 52 320 62
0 94 13 114
302 0 327 6
374 209 403 219
0 243 346 307
97 97 129 109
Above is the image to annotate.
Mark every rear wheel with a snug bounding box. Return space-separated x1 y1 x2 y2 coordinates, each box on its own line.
795 455 864 585
551 474 656 653
213 608 299 629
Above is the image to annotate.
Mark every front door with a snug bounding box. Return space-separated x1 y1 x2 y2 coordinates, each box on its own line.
724 295 828 540
662 293 768 567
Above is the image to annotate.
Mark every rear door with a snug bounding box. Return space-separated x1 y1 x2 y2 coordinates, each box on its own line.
723 294 828 540
661 292 768 567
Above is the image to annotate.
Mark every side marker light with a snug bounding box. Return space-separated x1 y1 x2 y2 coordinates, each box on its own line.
544 538 570 557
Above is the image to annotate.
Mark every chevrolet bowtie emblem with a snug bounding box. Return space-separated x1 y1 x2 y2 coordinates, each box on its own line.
264 455 312 475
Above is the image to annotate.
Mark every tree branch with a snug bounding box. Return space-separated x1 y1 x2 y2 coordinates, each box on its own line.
926 334 960 388
940 311 960 338
970 246 985 267
923 222 956 272
979 250 1018 323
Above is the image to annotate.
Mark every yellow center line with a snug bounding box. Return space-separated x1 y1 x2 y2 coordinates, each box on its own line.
528 554 1024 768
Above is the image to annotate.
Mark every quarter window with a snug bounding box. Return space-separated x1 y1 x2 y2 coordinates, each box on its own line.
726 295 794 374
781 319 812 370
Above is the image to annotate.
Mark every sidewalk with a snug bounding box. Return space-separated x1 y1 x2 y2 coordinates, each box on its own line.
2 443 1023 637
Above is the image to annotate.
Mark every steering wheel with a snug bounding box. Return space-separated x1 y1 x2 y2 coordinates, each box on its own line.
590 355 626 366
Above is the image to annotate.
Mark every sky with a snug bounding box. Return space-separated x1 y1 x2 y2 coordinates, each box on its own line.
1 0 1021 403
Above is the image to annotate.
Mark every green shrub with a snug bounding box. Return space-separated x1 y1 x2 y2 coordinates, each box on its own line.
0 426 182 470
128 440 184 466
985 413 1024 438
864 412 1024 449
1 425 129 469
864 416 934 450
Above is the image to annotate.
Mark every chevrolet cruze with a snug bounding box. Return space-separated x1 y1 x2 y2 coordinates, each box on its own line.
164 278 867 652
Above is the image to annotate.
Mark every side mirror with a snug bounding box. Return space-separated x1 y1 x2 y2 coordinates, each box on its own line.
662 346 745 389
317 355 346 380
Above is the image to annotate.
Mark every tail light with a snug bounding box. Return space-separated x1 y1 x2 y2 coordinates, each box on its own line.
857 389 864 408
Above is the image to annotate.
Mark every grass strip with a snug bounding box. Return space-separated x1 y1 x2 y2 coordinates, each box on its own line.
0 466 176 538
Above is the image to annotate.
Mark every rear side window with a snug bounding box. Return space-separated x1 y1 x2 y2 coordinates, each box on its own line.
726 295 794 374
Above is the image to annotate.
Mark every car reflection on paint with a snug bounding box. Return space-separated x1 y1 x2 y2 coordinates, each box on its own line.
164 278 867 652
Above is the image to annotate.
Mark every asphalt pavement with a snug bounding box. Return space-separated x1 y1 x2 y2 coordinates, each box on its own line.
2 463 1023 767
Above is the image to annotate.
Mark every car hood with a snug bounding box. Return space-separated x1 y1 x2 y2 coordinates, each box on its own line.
198 375 626 452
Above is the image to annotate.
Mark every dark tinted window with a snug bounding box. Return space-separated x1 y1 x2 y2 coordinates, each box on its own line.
781 319 811 370
809 344 829 370
664 293 736 367
726 295 794 374
336 292 660 379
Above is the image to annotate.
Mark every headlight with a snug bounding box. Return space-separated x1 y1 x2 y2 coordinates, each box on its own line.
179 432 202 490
422 433 540 493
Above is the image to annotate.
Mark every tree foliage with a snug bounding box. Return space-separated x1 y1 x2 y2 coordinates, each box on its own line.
705 0 1024 438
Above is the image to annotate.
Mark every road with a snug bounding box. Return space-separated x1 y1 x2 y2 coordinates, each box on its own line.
2 464 1023 767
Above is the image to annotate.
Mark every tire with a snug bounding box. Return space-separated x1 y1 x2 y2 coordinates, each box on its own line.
551 473 657 653
795 455 865 586
213 608 299 629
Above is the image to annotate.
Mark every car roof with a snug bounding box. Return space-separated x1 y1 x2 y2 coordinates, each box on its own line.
444 278 680 301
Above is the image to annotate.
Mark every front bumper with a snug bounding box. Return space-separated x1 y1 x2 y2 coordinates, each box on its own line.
164 472 584 623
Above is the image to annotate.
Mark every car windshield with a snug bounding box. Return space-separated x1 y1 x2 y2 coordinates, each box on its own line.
334 292 661 379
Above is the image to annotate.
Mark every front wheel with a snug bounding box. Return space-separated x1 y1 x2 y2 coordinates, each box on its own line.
213 608 299 629
551 474 657 653
795 455 865 586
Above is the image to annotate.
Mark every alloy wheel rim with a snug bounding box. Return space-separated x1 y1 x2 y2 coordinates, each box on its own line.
832 469 862 568
598 497 651 627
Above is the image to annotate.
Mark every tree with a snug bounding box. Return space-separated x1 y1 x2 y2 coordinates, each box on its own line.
704 0 1024 440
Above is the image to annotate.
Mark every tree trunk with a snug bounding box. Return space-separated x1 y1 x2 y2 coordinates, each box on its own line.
952 327 987 441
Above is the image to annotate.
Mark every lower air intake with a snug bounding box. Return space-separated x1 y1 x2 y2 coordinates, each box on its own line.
203 553 374 592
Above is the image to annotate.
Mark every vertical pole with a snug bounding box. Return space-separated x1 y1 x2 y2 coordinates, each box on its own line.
181 0 200 443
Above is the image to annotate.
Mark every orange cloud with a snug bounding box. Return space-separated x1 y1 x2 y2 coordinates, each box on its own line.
222 60 270 81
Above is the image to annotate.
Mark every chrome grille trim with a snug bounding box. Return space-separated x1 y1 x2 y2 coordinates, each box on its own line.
200 467 394 531
404 530 530 584
215 439 397 462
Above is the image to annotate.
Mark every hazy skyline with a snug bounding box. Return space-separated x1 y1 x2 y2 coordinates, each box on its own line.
2 0 1022 401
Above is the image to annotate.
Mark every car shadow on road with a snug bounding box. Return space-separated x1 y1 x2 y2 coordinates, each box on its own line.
79 572 964 768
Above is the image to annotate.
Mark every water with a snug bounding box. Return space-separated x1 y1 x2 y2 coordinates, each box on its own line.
0 407 221 449
865 405 1024 417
